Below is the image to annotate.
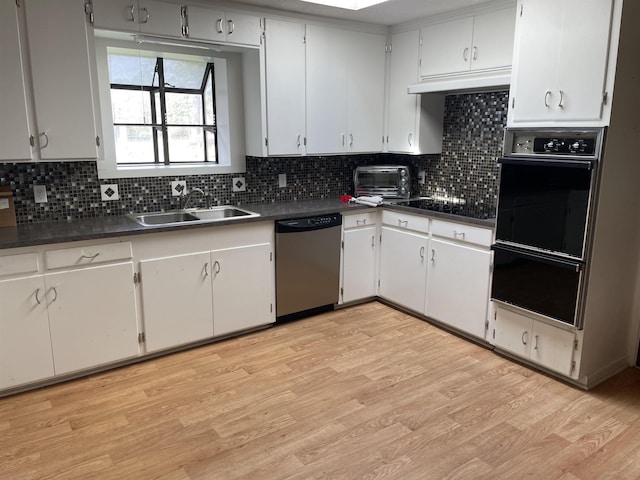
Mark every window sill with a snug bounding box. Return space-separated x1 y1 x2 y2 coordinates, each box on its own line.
96 159 246 179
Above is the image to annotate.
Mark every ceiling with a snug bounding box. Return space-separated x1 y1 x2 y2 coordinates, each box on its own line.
222 0 489 26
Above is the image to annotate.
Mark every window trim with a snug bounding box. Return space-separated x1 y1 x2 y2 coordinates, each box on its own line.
94 36 246 179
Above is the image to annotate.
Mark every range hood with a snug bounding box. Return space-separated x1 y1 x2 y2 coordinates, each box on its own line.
408 70 511 94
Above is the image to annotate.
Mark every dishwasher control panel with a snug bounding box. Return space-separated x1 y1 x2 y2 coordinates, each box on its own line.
276 214 342 232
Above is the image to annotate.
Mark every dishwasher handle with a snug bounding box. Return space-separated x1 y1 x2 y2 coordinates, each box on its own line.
276 214 342 233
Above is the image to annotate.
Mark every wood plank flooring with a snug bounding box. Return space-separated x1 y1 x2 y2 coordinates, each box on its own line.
2 302 640 480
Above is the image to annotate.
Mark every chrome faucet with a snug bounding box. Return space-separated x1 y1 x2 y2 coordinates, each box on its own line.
181 187 207 209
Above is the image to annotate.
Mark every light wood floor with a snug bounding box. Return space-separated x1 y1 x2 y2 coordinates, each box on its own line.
2 302 640 480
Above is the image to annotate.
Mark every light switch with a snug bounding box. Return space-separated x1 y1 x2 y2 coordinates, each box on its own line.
278 173 287 188
33 185 47 203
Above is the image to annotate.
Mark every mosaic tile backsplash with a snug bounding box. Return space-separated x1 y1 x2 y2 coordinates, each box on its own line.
0 91 507 224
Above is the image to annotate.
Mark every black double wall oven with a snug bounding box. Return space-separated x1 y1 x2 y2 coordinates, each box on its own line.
491 128 604 328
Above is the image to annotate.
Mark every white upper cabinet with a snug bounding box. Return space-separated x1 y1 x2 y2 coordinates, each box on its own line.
306 24 385 154
386 29 444 154
419 5 516 78
23 0 99 160
0 1 32 161
91 0 183 37
186 6 262 46
508 0 615 125
264 18 306 156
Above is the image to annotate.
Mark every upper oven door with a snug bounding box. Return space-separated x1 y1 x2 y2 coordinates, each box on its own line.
495 157 594 259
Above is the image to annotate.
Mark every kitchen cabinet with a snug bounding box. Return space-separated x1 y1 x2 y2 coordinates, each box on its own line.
139 251 214 353
386 29 444 154
426 220 493 340
0 1 32 161
0 275 54 389
378 211 429 313
185 6 262 46
508 0 615 124
306 24 385 154
91 0 183 37
211 243 274 336
340 212 378 304
264 18 306 156
419 5 516 78
494 306 577 376
23 0 99 160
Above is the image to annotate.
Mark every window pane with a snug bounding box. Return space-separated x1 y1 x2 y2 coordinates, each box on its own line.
154 91 161 124
166 93 203 125
164 59 206 89
111 89 152 124
114 125 155 164
205 129 217 162
168 127 206 162
108 53 157 87
204 73 215 126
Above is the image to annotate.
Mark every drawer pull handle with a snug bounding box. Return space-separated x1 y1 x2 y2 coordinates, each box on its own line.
431 249 435 262
558 90 565 108
80 253 100 260
398 219 408 227
534 335 539 350
371 235 375 248
203 262 209 278
50 287 58 304
228 19 234 34
544 90 551 108
217 18 224 34
453 230 465 239
35 288 42 305
419 246 425 260
213 260 221 274
128 4 135 21
521 331 528 345
356 219 367 225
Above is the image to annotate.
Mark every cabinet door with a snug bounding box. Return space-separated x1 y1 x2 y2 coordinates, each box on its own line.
471 6 516 71
426 238 491 339
211 244 274 336
45 263 139 375
378 227 428 313
140 252 213 352
24 0 98 159
264 19 306 156
342 227 377 304
531 321 576 376
186 6 227 42
0 1 32 161
91 0 141 31
346 30 385 152
419 17 473 77
138 0 183 37
494 307 532 360
0 276 54 389
225 12 262 46
306 24 348 154
387 30 420 153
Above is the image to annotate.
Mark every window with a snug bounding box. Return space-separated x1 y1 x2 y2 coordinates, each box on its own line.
93 36 249 179
108 51 217 165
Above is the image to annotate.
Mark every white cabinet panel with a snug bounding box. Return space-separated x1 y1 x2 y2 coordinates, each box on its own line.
420 17 473 77
212 244 274 336
264 19 306 156
0 1 32 161
45 262 139 375
379 226 428 313
470 7 516 71
24 0 98 159
531 320 576 376
494 306 532 359
0 275 54 389
91 1 142 31
341 226 377 304
138 0 183 37
186 6 261 46
140 252 213 352
426 238 491 339
509 0 614 124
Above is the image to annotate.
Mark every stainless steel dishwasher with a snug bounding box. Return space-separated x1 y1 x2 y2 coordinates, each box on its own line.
275 214 342 322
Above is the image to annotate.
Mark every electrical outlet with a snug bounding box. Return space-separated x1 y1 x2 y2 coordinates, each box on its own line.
418 170 426 185
278 173 287 188
33 185 48 203
232 177 246 192
171 180 187 197
100 184 120 201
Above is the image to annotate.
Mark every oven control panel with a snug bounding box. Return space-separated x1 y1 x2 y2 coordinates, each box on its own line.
533 137 595 155
506 129 603 158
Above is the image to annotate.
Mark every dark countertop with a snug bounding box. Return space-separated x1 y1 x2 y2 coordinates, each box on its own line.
0 199 495 250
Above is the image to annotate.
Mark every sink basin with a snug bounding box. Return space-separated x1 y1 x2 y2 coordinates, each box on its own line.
131 206 260 227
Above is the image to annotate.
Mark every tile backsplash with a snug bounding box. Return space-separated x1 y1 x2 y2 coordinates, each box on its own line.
0 91 507 224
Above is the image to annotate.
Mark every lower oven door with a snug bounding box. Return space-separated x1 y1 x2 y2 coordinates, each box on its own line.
491 243 584 327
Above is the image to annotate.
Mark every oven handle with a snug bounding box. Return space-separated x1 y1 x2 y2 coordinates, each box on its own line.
491 243 583 273
498 156 593 170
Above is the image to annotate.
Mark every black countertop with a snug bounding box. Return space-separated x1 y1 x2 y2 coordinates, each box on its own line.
0 199 495 250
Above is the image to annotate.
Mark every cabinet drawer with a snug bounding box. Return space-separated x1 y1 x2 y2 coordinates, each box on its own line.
343 211 377 229
381 210 429 234
0 252 40 277
46 242 132 270
431 219 492 247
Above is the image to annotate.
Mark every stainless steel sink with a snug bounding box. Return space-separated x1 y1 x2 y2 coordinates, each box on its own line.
131 206 260 227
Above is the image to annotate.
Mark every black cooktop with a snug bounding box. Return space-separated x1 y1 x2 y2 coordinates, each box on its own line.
389 198 495 220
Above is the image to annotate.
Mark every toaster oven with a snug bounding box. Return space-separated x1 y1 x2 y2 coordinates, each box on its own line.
354 165 411 199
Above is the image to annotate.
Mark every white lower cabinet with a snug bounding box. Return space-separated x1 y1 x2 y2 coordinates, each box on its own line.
212 243 273 336
426 238 491 340
0 275 54 389
140 252 214 353
378 221 429 313
494 306 577 376
340 212 378 304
